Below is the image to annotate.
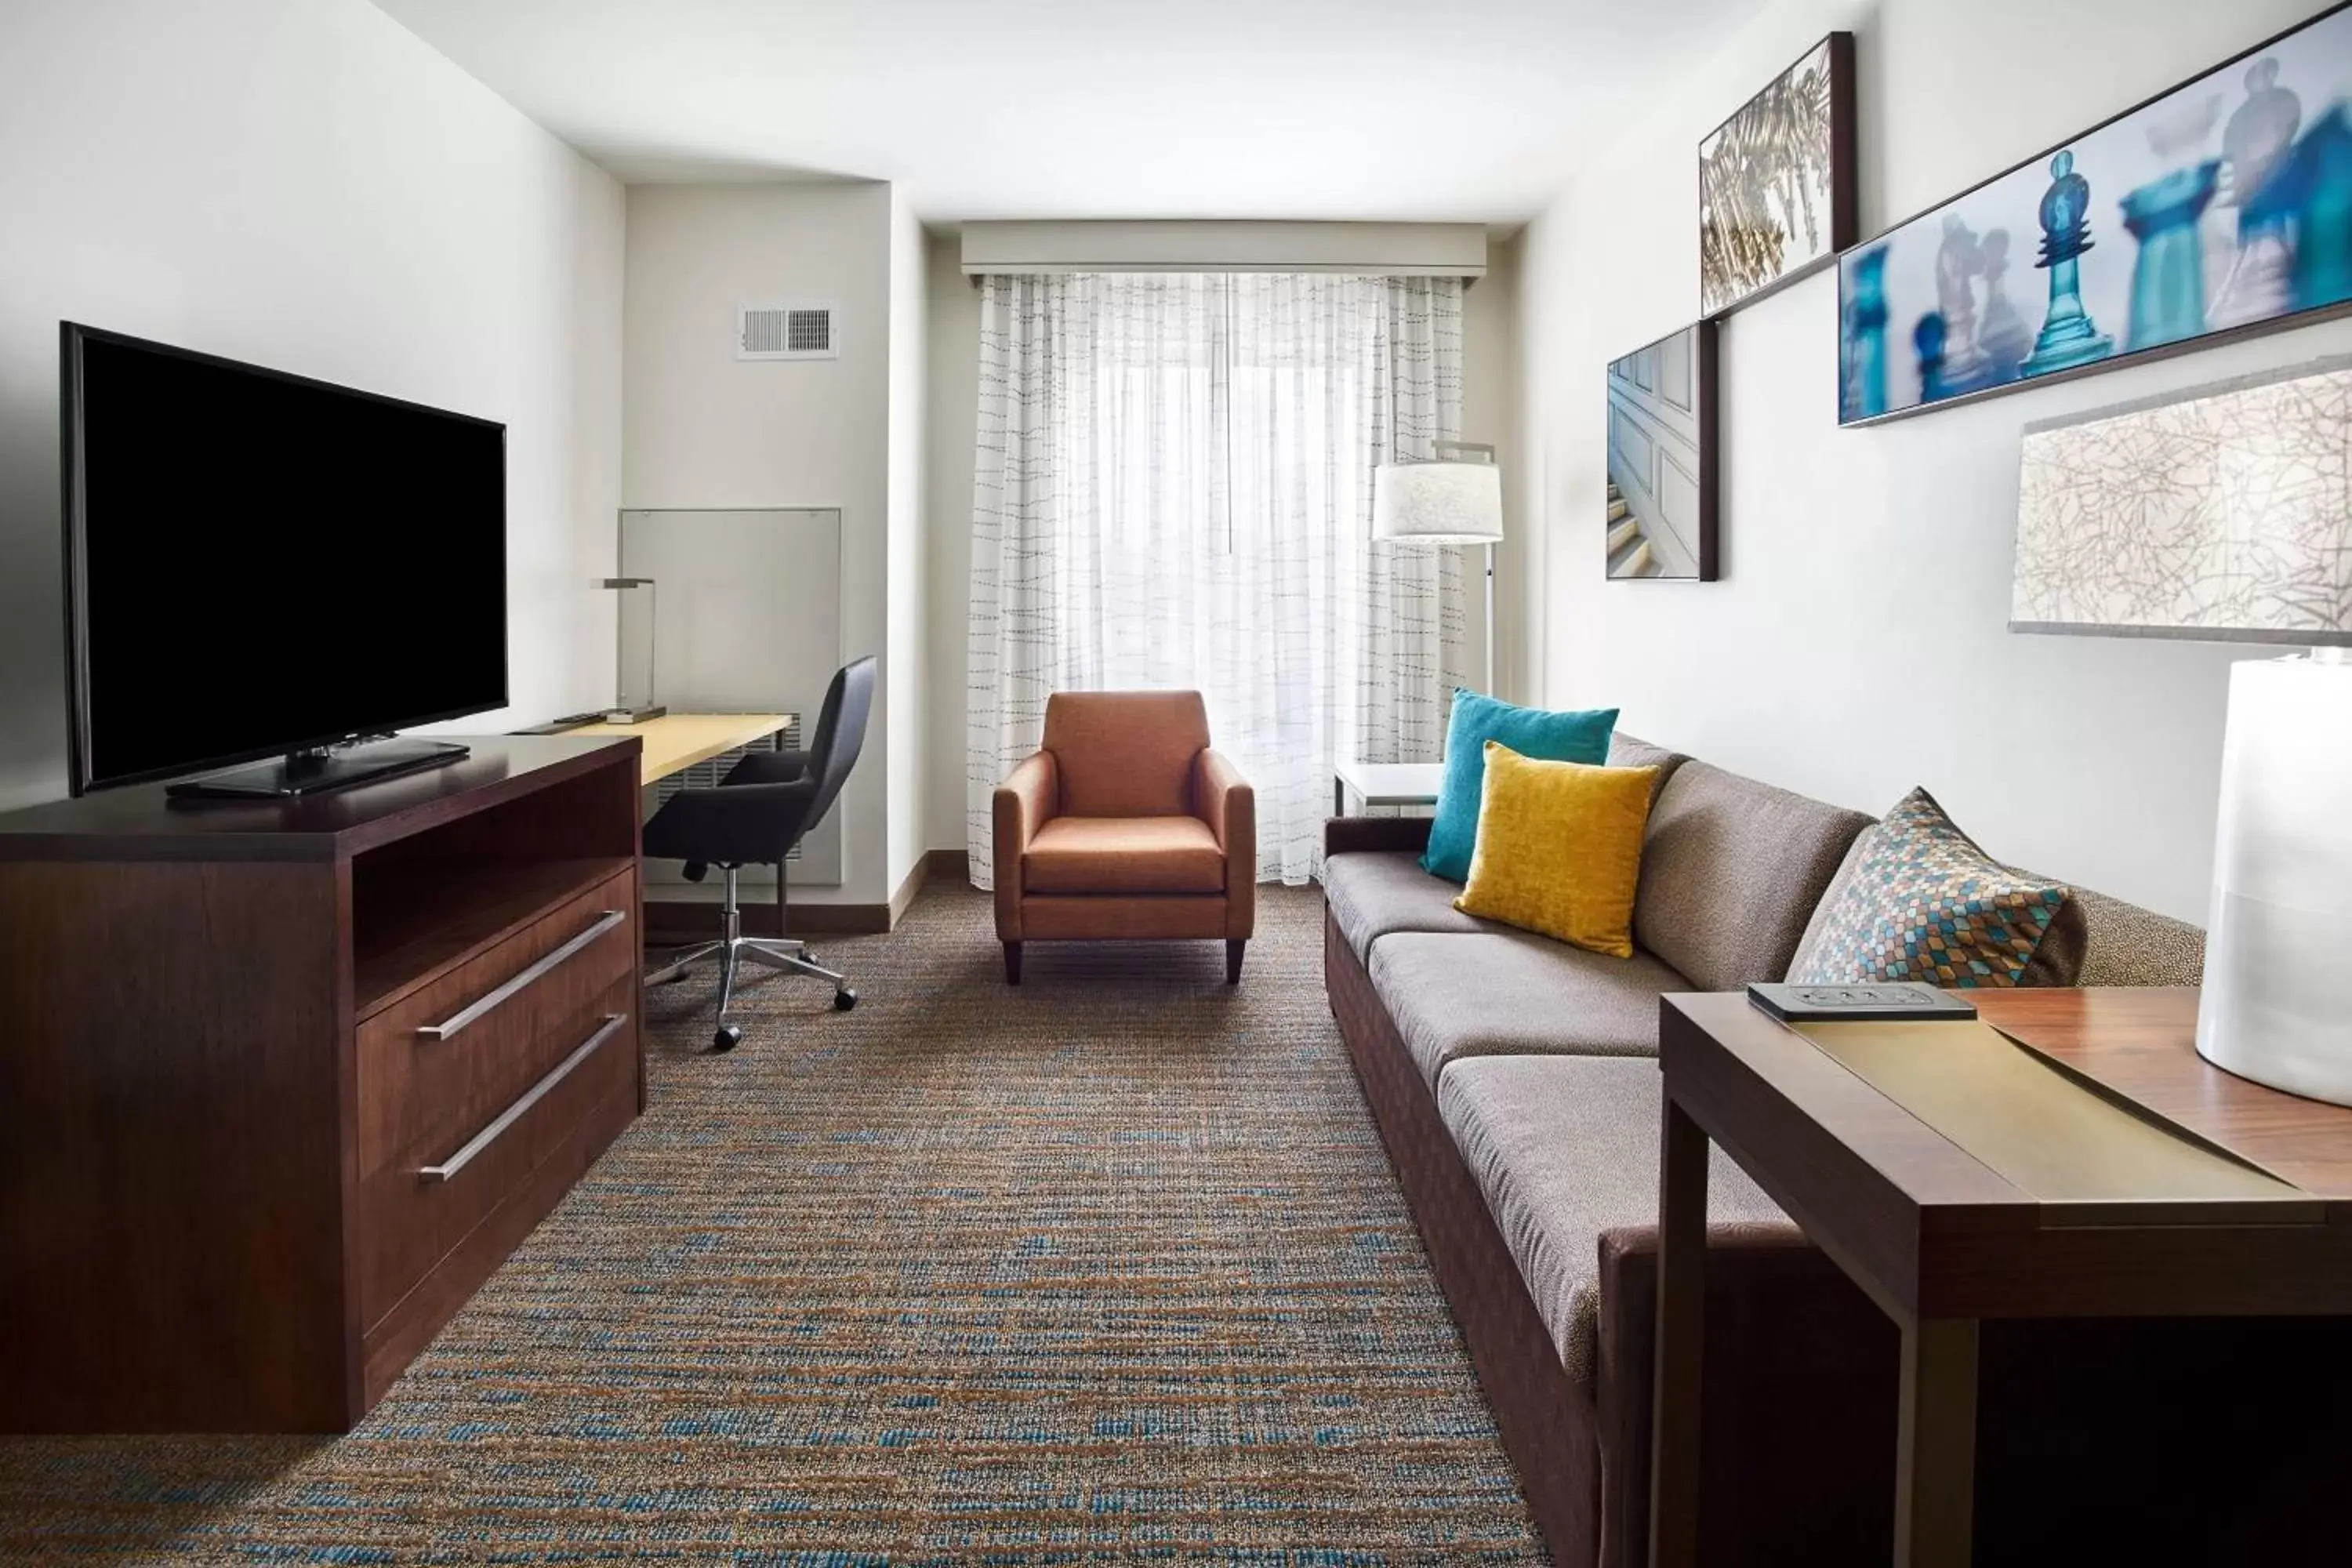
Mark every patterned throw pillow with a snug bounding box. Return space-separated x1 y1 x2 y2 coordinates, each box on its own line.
1788 788 2085 989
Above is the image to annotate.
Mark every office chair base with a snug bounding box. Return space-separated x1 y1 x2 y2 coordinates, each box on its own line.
647 933 858 1046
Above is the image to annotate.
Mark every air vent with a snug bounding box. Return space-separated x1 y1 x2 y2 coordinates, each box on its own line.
737 303 837 361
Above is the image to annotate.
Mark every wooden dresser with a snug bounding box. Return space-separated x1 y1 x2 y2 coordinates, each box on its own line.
0 736 645 1432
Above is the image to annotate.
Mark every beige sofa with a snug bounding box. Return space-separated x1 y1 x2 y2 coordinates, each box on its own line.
1322 734 2243 1566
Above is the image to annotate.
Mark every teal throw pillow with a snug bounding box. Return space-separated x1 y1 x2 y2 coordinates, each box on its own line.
1421 691 1617 883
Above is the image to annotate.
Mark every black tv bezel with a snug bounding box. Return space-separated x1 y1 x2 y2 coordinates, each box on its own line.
60 321 510 797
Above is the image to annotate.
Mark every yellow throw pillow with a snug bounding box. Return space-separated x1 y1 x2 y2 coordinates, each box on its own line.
1454 741 1658 959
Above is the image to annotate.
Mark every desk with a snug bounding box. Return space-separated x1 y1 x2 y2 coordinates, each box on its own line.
1333 760 1444 816
568 713 790 786
1650 988 2352 1568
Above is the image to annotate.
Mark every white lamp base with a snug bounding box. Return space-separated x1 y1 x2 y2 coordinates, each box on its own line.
2195 653 2352 1105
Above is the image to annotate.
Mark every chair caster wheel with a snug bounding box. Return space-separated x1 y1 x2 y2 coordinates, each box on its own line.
833 988 858 1012
711 1023 743 1052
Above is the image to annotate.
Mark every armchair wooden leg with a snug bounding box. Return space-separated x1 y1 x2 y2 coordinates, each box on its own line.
1225 939 1246 985
1004 942 1023 985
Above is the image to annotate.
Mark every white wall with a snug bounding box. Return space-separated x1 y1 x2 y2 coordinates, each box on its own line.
923 234 984 858
622 181 906 905
918 237 1525 858
1516 0 2350 921
885 191 931 895
0 0 624 811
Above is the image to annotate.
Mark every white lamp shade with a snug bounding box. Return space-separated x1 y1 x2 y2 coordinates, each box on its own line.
1372 460 1504 543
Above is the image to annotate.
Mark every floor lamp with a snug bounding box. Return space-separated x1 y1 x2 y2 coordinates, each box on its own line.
1371 441 1505 695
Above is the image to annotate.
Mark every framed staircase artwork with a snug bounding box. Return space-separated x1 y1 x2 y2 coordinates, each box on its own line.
1837 2 2352 426
1605 320 1718 581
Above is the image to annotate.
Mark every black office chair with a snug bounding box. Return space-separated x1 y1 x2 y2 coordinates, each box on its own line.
644 655 876 1052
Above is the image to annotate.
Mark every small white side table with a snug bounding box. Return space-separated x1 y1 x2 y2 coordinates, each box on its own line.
1332 760 1445 816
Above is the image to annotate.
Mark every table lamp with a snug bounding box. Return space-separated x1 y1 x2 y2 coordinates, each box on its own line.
601 576 666 724
1373 441 1505 693
2010 359 2352 1105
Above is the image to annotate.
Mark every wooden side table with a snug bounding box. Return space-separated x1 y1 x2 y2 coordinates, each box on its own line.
1650 987 2352 1568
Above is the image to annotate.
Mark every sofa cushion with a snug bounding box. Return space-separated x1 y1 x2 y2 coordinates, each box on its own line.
1791 848 2205 988
1041 690 1210 818
1323 851 1505 960
2074 887 2205 985
1439 1054 1787 1385
1788 788 2085 988
1632 760 1872 992
1368 931 1690 1087
1456 747 1658 958
1024 815 1225 894
1423 691 1617 883
1606 731 1690 804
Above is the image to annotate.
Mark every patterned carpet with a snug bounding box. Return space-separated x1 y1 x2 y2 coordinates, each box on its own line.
0 884 1546 1565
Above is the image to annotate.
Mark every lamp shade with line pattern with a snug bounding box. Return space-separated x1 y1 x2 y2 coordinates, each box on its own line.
2009 361 2352 644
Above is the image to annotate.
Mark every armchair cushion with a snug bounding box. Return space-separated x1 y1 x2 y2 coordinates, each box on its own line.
1024 816 1226 895
1041 690 1212 818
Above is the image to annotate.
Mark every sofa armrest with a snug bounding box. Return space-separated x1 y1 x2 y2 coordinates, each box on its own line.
1325 815 1435 858
992 752 1058 940
1593 1221 1896 1568
1196 749 1256 938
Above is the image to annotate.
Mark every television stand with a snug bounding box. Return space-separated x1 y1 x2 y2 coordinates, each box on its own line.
0 735 646 1432
166 736 470 799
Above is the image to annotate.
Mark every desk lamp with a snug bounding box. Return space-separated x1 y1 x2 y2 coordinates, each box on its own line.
601 576 666 724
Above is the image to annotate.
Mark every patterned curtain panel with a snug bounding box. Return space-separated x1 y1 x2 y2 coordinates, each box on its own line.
966 271 1465 888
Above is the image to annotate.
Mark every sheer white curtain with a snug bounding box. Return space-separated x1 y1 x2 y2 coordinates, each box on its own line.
966 271 1466 887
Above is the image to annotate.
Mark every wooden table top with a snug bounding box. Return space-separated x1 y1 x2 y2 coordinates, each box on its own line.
1660 987 2352 1322
566 713 790 786
1976 987 2352 1203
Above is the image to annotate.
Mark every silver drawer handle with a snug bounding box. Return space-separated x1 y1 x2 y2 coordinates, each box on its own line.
416 909 626 1040
419 1013 626 1183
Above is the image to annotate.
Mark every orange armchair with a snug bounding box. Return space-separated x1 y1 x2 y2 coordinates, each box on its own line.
991 691 1256 985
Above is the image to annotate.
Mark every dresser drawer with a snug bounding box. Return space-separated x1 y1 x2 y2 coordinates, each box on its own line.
358 870 637 1178
358 978 638 1333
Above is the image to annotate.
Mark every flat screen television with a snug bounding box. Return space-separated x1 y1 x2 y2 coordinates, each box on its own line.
61 324 508 797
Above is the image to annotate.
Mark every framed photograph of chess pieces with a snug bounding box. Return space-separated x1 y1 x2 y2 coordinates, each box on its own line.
1700 32 1857 318
1606 321 1718 581
1838 1 2352 426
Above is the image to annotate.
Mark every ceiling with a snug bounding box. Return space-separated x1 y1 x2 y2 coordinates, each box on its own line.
372 0 1767 223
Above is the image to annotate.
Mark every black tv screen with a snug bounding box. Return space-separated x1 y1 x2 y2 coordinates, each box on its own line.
63 325 508 793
